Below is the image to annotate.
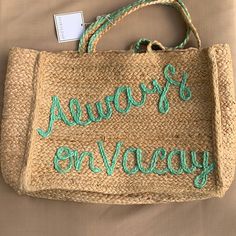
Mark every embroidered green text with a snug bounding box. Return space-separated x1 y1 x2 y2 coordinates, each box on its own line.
37 64 191 138
54 141 215 189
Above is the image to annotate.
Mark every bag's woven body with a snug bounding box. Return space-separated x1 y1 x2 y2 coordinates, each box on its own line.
1 44 236 204
1 0 236 204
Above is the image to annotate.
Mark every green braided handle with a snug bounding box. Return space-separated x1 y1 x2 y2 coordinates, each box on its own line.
78 0 194 53
78 0 201 53
79 0 189 53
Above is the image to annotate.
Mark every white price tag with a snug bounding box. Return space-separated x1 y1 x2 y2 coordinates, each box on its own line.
54 11 85 43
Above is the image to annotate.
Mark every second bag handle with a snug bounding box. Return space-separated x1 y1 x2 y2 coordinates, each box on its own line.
78 0 201 53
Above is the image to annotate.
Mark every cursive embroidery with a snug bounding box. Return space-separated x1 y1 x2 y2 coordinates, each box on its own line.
37 64 191 138
53 141 215 189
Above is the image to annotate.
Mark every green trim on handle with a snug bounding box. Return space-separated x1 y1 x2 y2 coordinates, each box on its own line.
78 0 197 53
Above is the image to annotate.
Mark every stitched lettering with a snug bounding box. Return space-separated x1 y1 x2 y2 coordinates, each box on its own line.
37 64 191 138
53 141 215 189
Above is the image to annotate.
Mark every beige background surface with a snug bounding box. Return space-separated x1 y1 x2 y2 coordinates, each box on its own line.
0 0 236 235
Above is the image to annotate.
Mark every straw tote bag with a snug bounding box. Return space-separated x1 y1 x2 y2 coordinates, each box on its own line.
1 0 236 204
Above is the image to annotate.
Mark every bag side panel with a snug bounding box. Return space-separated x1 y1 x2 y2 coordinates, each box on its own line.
213 44 236 195
0 48 38 190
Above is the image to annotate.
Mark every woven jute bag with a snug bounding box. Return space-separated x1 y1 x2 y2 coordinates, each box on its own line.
1 0 236 204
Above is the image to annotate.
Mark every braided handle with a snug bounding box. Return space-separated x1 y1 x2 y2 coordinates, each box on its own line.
78 0 201 53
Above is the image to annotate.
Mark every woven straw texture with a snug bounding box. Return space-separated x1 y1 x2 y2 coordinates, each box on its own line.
1 44 235 204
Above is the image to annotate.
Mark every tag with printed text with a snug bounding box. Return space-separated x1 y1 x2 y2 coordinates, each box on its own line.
54 11 85 43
